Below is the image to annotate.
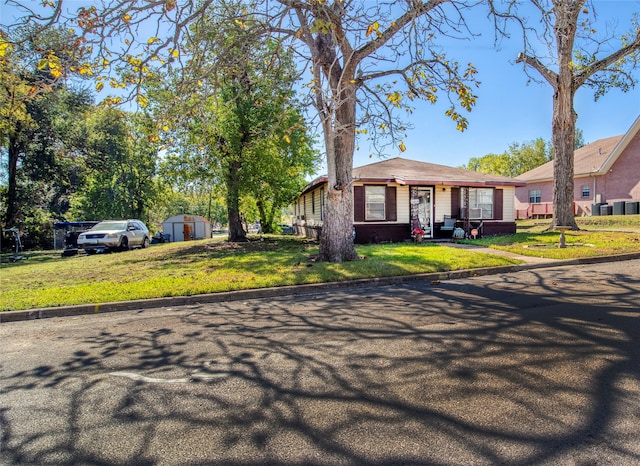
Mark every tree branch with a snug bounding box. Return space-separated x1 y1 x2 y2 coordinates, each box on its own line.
516 52 558 88
574 31 640 88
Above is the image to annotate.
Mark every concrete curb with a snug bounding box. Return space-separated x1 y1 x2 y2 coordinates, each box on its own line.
2 251 640 323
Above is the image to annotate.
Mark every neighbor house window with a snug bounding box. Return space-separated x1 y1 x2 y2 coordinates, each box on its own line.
581 185 590 198
312 191 316 214
529 189 541 203
466 188 493 219
365 186 386 220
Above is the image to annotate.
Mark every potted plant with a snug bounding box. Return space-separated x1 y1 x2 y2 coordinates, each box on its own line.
412 227 425 243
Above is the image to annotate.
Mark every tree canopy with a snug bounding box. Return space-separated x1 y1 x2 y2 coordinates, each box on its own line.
151 5 319 240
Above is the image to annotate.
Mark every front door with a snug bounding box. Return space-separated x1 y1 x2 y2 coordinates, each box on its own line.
417 188 433 238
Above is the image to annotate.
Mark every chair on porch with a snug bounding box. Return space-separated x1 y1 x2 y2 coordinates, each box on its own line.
440 215 457 234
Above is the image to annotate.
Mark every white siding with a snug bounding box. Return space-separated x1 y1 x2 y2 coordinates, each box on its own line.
434 186 452 222
434 186 516 221
306 187 323 225
396 185 410 223
502 186 515 222
293 186 324 227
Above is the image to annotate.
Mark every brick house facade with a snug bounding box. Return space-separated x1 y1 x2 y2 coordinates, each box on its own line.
515 116 640 218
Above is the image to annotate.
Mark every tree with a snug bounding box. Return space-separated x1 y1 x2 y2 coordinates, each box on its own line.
6 0 480 261
0 75 94 241
462 152 512 176
152 6 318 241
271 2 479 261
507 138 552 176
491 0 640 229
463 138 551 177
574 127 586 150
0 39 35 228
69 109 159 222
1 25 90 230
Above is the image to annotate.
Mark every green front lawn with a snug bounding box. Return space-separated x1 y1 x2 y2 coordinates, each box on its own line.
2 215 639 312
460 216 640 259
1 237 519 311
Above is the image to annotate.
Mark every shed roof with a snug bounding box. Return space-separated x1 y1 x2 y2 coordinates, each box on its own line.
163 214 211 224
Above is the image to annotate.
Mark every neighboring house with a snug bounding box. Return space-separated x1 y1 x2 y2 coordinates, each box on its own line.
293 157 525 243
162 214 212 242
515 116 640 219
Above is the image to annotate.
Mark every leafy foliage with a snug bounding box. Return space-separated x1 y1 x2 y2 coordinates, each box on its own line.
462 138 552 177
153 7 318 239
5 0 483 261
68 109 159 222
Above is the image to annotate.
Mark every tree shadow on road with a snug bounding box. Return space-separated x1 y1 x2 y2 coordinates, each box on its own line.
1 265 639 465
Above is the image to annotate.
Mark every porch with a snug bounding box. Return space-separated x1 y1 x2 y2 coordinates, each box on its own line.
516 202 578 220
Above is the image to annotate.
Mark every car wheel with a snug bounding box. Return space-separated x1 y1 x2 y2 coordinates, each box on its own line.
119 236 130 251
142 236 150 249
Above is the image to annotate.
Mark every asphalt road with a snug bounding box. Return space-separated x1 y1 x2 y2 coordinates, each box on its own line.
1 260 639 465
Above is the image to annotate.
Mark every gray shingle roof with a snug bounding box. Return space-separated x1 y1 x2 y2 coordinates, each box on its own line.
515 135 624 182
303 157 523 193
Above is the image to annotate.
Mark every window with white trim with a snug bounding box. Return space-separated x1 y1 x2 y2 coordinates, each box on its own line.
581 185 590 198
466 188 493 219
529 189 541 203
365 186 386 220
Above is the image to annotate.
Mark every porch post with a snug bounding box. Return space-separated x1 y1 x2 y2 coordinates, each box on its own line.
463 187 470 234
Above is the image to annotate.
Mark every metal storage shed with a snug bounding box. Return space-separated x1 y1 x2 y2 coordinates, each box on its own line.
162 214 212 242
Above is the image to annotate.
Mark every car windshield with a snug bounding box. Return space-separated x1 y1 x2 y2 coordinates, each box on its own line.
91 221 127 231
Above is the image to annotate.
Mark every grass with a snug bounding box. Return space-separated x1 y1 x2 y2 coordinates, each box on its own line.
460 215 640 260
2 215 639 312
1 237 519 311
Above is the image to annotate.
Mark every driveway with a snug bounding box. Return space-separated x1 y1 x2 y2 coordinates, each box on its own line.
1 260 639 465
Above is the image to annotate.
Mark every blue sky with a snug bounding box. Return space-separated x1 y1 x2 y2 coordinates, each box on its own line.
351 0 640 171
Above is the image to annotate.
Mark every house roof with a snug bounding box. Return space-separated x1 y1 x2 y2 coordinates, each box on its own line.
303 157 524 194
516 115 640 182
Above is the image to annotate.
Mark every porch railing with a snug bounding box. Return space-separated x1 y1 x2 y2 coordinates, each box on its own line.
516 202 577 220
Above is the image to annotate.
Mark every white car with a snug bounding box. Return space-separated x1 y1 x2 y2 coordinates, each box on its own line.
77 220 150 253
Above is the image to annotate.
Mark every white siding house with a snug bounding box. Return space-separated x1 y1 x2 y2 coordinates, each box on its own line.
294 157 524 243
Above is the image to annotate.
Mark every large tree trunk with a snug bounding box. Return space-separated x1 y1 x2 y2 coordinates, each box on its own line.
551 97 578 229
226 159 247 242
317 86 359 262
551 1 580 230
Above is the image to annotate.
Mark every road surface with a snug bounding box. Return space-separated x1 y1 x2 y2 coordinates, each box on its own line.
2 260 639 465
